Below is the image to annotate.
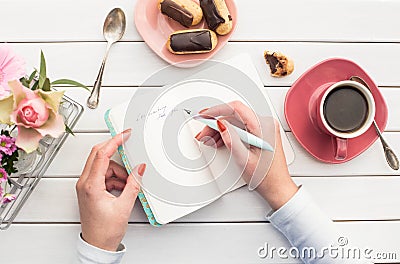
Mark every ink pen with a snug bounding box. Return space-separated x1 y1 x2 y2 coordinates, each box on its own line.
184 109 273 152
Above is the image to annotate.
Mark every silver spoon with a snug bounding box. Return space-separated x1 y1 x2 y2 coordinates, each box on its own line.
87 8 126 109
350 76 399 170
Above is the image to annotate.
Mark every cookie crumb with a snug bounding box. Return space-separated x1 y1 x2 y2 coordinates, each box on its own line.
264 51 294 77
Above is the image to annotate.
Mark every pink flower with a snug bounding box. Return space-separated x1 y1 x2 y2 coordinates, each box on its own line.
0 80 65 153
2 193 16 204
0 134 17 155
16 96 50 128
6 80 65 153
0 170 16 205
0 45 25 97
0 168 8 183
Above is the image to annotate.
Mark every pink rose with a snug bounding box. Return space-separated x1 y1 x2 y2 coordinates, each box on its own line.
16 97 49 128
2 80 65 153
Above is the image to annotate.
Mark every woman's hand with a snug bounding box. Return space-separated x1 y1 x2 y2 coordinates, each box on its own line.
76 130 146 251
196 101 298 210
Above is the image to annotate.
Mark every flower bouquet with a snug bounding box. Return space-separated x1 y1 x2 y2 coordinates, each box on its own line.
0 45 86 229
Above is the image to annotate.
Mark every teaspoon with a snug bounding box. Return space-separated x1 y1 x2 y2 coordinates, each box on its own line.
87 8 126 109
350 76 399 170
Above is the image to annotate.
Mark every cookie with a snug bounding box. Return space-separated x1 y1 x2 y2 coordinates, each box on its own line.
200 0 232 35
167 29 218 54
264 51 294 77
158 0 203 28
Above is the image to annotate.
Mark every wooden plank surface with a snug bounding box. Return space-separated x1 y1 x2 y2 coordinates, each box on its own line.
14 177 400 223
1 0 400 42
2 223 400 263
62 87 400 133
7 42 400 87
45 131 400 177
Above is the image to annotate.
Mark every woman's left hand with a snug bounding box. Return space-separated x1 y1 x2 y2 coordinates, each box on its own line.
76 130 146 251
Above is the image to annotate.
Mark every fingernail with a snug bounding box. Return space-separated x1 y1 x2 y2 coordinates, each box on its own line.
138 163 146 176
195 132 201 140
122 128 132 140
203 139 215 146
217 120 226 132
200 136 209 144
199 108 209 114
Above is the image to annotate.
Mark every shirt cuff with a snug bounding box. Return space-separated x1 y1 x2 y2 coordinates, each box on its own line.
266 186 345 260
266 185 335 235
77 233 126 264
266 185 310 225
266 185 339 244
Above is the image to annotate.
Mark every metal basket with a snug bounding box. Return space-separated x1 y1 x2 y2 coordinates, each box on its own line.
0 94 83 230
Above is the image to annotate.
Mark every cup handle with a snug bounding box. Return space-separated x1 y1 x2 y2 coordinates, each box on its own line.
335 137 348 160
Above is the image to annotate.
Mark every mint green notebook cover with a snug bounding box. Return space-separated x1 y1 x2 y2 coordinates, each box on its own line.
104 109 161 227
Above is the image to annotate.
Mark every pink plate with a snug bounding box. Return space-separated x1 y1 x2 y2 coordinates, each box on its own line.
284 58 388 163
134 0 237 68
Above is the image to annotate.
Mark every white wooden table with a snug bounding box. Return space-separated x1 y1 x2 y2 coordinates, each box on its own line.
2 0 400 263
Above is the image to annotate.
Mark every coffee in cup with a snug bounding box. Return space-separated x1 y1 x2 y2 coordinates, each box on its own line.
317 80 375 160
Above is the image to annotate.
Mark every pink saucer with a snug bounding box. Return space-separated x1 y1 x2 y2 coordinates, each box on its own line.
284 58 388 163
134 0 237 68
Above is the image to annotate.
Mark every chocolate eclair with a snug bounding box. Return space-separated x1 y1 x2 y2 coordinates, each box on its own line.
200 0 232 35
167 29 218 54
158 0 203 27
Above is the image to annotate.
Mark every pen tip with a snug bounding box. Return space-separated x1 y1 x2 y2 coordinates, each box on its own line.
183 109 191 115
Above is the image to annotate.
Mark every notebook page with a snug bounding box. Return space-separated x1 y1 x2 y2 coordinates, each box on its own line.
114 88 229 224
108 101 222 224
185 111 247 195
140 106 224 224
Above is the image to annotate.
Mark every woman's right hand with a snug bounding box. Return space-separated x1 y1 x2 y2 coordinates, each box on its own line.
195 101 298 210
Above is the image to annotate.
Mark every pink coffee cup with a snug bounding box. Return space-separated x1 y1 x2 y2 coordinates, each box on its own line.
315 80 376 160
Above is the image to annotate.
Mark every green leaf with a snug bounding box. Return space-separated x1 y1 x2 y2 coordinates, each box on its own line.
28 69 38 83
42 78 51 91
51 79 90 91
19 77 30 88
2 148 19 176
39 50 47 89
1 130 10 137
31 81 39 91
65 124 75 136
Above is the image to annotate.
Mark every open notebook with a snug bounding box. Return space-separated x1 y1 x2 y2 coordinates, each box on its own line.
105 54 295 225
